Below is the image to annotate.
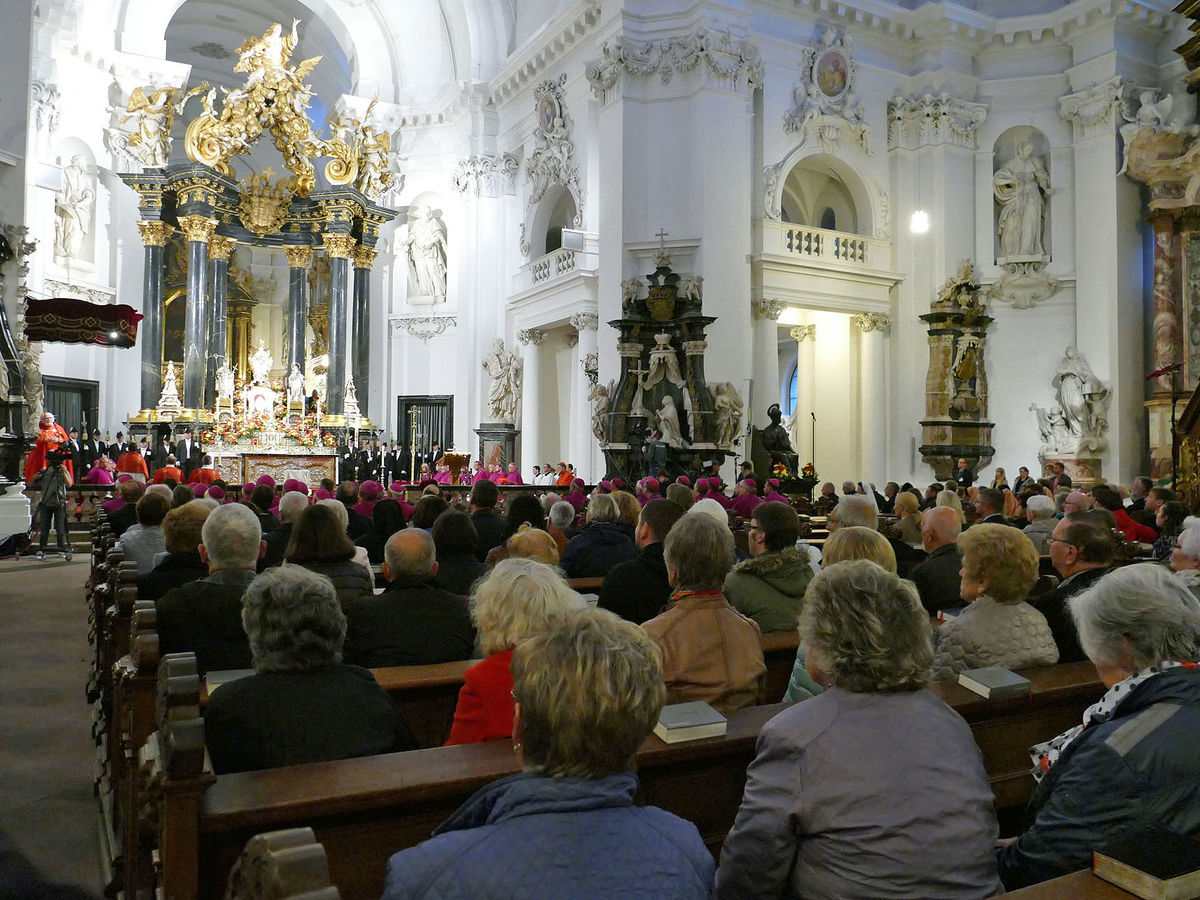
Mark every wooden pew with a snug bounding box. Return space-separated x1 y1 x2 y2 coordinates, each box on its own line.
134 659 1105 900
997 869 1134 898
225 828 340 900
760 630 799 702
927 660 1105 811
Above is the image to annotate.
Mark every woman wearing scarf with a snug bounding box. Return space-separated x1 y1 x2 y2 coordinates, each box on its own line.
997 564 1200 889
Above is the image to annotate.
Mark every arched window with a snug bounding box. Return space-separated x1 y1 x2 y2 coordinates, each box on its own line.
820 207 836 230
785 363 798 416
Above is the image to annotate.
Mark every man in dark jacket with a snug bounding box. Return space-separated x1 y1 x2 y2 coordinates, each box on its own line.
336 481 372 540
954 457 975 488
156 503 263 673
343 529 475 667
260 490 307 570
138 501 212 603
975 487 1015 526
599 499 684 624
722 500 814 632
469 479 507 561
107 480 144 539
560 494 637 578
1027 514 1113 663
908 506 963 615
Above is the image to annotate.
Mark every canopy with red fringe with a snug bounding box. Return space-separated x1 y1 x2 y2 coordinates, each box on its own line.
24 297 142 348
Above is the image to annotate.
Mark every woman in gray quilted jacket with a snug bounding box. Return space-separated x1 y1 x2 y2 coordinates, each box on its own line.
931 523 1058 681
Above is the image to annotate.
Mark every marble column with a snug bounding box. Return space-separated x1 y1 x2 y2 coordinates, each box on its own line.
352 244 377 419
323 233 356 417
790 324 816 465
177 215 218 409
853 313 891 481
751 300 783 423
570 313 599 481
517 329 547 470
136 221 172 410
283 245 314 388
228 303 253 380
205 235 237 409
1150 212 1182 396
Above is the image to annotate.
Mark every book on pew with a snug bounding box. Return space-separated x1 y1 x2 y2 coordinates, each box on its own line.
653 701 727 743
205 669 255 694
956 667 1032 701
1092 828 1200 900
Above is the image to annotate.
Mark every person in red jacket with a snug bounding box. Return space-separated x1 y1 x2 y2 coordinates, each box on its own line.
24 411 72 483
1091 484 1157 544
444 558 582 745
152 455 184 484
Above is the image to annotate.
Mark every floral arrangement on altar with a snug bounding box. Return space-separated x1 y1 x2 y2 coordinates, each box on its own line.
772 462 791 479
202 412 337 449
801 462 818 481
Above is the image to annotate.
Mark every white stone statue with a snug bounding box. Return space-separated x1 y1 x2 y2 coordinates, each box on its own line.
286 363 306 406
482 338 521 423
1030 346 1111 455
405 206 447 302
708 381 744 449
344 377 360 419
656 394 687 449
644 333 685 390
216 360 235 401
679 274 703 302
157 361 182 412
54 156 94 259
588 379 614 442
993 142 1051 259
249 339 273 385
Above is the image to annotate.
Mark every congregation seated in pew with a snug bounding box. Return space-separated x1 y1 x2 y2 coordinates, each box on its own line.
430 509 489 596
717 560 1005 899
445 558 583 746
138 500 212 603
384 607 714 900
642 512 766 714
723 500 814 634
932 523 1059 681
205 565 417 774
343 529 475 668
598 498 684 625
156 502 262 673
285 502 374 603
559 493 637 578
997 564 1200 888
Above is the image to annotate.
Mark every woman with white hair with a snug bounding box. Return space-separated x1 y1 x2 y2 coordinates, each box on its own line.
1169 521 1200 597
204 566 416 774
718 561 1003 899
997 565 1200 888
559 492 637 578
444 559 583 745
1022 494 1057 554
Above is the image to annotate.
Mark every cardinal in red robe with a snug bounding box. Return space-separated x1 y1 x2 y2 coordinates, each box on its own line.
25 412 72 483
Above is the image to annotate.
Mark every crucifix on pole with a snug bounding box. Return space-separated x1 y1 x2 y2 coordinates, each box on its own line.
654 228 670 267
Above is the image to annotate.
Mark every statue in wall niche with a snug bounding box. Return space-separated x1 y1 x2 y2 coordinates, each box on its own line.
761 403 800 474
53 156 94 259
708 382 744 450
993 142 1051 258
482 338 521 423
405 206 447 302
656 394 686 449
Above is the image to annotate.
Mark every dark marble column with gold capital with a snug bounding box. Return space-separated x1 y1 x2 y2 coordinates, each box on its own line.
206 235 237 408
352 244 376 419
284 245 314 385
323 233 356 416
177 215 219 409
136 220 172 410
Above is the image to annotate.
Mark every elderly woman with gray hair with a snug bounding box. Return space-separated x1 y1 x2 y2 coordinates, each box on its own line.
385 607 715 899
203 566 416 774
717 560 1004 899
997 564 1200 888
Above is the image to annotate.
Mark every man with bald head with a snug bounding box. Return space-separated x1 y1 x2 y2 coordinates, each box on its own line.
908 506 964 615
1061 491 1091 515
342 527 475 667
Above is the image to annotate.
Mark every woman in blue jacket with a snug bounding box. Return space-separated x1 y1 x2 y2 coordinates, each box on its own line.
997 564 1200 888
384 606 713 899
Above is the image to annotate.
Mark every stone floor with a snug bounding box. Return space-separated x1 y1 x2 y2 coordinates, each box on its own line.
0 554 102 897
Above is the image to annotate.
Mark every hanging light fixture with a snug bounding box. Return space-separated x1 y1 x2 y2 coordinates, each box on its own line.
910 209 930 234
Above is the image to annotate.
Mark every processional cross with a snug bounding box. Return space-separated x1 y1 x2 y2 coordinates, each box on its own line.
408 406 421 482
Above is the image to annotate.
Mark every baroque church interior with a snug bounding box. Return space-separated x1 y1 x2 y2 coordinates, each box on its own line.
3 0 1194 488
7 0 1200 897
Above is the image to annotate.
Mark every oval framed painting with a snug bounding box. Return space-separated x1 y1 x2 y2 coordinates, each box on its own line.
813 48 850 100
